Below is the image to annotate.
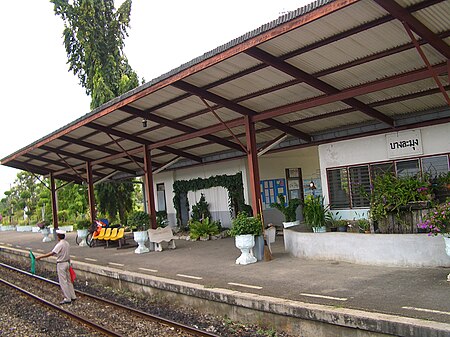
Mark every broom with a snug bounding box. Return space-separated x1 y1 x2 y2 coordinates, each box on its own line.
259 199 273 261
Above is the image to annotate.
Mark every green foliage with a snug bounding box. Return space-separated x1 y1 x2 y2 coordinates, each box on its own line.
188 217 220 240
229 212 262 237
76 219 91 230
303 195 331 228
95 180 135 224
51 0 140 109
156 211 168 228
127 211 150 231
367 173 432 222
270 194 300 222
173 172 246 225
191 194 211 222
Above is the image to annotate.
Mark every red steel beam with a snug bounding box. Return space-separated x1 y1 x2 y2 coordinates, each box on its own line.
245 47 395 127
373 0 450 59
86 162 96 223
253 63 448 122
143 145 157 229
119 106 244 153
244 115 262 216
172 81 311 142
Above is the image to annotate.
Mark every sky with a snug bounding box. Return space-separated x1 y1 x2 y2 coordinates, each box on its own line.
0 0 310 197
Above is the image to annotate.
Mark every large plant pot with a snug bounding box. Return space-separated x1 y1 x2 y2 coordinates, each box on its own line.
133 231 150 254
235 234 257 265
253 235 264 261
41 228 52 242
283 220 300 228
77 229 89 247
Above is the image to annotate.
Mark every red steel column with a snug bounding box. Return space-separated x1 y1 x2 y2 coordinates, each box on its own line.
86 161 96 222
244 115 262 216
50 173 58 230
143 144 157 229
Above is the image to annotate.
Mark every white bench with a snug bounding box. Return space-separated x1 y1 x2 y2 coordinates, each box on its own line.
148 227 176 252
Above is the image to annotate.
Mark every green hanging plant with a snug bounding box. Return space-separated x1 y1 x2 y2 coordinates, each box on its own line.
173 172 246 225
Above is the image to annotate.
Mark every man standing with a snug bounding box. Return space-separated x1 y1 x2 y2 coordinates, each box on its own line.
36 229 77 304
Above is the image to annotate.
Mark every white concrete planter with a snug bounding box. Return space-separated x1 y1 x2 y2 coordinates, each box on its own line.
134 231 150 254
32 226 40 233
284 230 450 267
312 226 327 233
16 226 32 232
444 235 450 282
235 234 257 265
0 225 16 231
283 220 300 228
77 229 89 247
41 228 52 242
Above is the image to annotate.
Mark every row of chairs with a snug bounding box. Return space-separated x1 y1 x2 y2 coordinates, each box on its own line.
93 227 125 248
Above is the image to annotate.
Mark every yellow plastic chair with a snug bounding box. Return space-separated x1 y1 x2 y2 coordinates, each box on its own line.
104 228 118 247
96 228 111 241
108 228 125 248
92 228 105 240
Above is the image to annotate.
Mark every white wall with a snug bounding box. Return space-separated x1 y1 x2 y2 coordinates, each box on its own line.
153 159 248 227
318 123 450 218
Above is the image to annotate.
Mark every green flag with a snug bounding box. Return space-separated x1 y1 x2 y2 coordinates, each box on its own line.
29 250 36 274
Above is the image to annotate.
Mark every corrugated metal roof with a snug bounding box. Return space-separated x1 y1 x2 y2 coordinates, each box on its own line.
1 0 449 183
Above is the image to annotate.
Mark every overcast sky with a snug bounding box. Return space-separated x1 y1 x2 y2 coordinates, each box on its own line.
0 0 310 197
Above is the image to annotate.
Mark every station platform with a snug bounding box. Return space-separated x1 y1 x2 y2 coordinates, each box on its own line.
1 230 449 337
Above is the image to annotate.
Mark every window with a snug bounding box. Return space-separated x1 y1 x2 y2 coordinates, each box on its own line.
422 156 449 178
396 159 420 178
370 163 394 179
327 169 350 208
349 166 370 207
156 183 166 211
326 153 449 209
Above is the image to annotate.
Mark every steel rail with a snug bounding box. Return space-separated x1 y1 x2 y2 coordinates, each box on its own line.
0 277 124 337
0 262 220 337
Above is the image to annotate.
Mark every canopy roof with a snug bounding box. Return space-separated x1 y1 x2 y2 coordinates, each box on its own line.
2 0 449 184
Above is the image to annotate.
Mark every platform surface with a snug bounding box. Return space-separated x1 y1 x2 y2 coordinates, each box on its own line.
1 230 449 330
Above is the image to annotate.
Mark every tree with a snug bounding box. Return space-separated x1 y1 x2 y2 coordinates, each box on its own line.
51 0 139 110
51 0 141 222
95 180 135 224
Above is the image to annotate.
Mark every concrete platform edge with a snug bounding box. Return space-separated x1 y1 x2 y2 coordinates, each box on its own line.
1 246 449 337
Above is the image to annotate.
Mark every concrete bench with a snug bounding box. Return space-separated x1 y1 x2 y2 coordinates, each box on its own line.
148 227 176 252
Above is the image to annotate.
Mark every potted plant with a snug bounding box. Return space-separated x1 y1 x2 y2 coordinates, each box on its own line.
303 195 331 233
417 200 450 281
188 217 220 241
229 212 262 265
37 220 52 242
128 211 151 254
76 219 91 247
270 194 301 228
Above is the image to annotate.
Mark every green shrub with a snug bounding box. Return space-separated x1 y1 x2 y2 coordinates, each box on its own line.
76 219 91 230
127 211 151 231
270 194 300 222
229 212 262 236
189 217 220 240
303 195 331 228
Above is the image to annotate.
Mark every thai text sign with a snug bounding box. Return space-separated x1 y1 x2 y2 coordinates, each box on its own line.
386 130 423 158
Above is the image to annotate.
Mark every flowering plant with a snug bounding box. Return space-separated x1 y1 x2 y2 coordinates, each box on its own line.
36 220 50 230
417 201 450 236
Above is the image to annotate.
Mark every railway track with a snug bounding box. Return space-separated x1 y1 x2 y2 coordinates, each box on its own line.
0 262 220 337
